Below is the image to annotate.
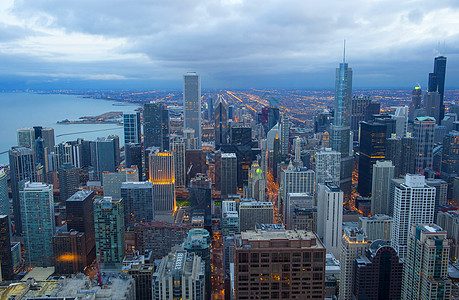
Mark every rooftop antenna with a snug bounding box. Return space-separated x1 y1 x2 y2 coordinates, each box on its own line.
343 40 346 63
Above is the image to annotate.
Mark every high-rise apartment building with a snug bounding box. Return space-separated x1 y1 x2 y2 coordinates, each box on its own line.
426 178 448 222
143 102 170 150
153 249 205 300
149 151 175 213
315 148 341 187
317 182 343 259
391 174 435 259
371 160 394 216
183 72 202 149
121 182 154 227
123 112 141 144
401 224 451 299
215 95 229 149
428 55 447 124
437 210 459 260
220 153 237 198
284 193 314 230
339 228 370 300
413 116 435 173
353 240 403 299
358 121 387 197
171 138 186 188
9 146 36 234
234 230 326 299
20 182 55 267
0 215 14 281
400 133 417 175
94 197 125 264
102 171 126 199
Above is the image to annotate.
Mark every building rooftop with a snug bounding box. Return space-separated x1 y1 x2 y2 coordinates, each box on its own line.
66 190 94 202
359 214 392 221
417 224 444 233
20 267 55 282
254 224 285 231
121 181 153 188
238 230 323 249
221 153 236 158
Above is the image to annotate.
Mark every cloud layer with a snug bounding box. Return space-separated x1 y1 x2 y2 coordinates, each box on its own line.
1 0 459 89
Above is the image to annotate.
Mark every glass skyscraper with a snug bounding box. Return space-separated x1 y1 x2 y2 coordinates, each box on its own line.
428 56 447 124
123 112 141 144
20 181 55 267
183 72 202 148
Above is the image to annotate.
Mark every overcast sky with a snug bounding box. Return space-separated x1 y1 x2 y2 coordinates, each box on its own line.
1 0 459 90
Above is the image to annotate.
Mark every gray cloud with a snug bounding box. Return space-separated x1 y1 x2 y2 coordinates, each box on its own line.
2 0 459 89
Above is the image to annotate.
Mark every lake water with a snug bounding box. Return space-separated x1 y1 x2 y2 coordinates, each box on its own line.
0 92 140 165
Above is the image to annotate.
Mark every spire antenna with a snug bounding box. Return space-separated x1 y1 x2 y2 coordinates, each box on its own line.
343 40 346 63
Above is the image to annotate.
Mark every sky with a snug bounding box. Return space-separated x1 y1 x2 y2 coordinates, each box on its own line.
1 0 459 90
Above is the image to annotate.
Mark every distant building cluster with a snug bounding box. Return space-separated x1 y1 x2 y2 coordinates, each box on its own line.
1 55 459 299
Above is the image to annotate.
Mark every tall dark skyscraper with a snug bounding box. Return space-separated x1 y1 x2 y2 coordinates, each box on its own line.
58 163 79 202
409 86 422 121
9 146 36 234
125 143 143 178
331 52 353 197
358 121 386 197
428 56 447 124
215 95 229 149
0 215 14 281
183 72 202 148
353 240 403 299
143 102 170 150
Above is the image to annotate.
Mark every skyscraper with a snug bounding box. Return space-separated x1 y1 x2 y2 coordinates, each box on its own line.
58 163 79 202
353 240 403 299
171 138 186 188
317 182 343 259
280 165 315 215
121 182 154 227
339 228 370 300
400 133 417 175
149 151 175 213
331 56 353 197
214 95 229 149
428 55 447 124
9 146 36 234
358 121 386 197
424 91 442 124
94 197 125 264
0 169 8 216
17 128 35 151
441 130 459 176
315 148 341 187
391 174 435 259
413 116 435 173
90 137 116 179
371 160 394 216
238 201 274 232
143 102 170 150
234 230 326 300
401 224 452 299
220 153 237 198
351 95 372 140
0 214 14 281
183 72 202 148
20 182 55 267
409 85 422 121
280 114 290 155
123 112 141 144
125 143 142 178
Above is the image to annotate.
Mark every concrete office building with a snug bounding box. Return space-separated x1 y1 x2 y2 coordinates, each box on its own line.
358 214 393 242
234 230 326 299
239 201 273 232
149 151 175 213
315 148 341 187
